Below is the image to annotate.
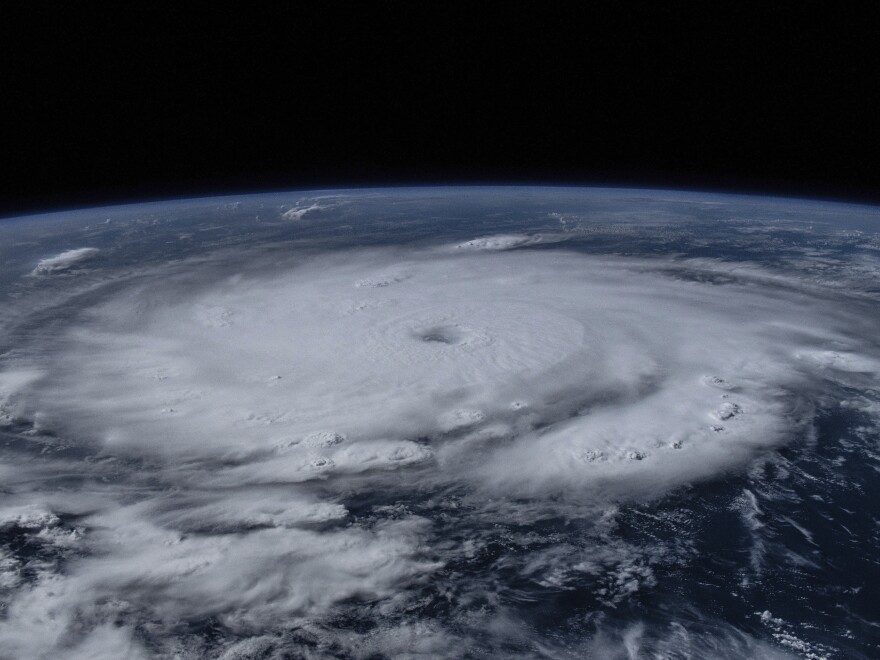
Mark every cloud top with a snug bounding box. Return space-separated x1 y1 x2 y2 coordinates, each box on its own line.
31 247 99 275
1 235 877 657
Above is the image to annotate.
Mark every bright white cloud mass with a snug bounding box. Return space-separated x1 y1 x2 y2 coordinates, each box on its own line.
1 192 878 659
31 247 100 275
14 249 847 484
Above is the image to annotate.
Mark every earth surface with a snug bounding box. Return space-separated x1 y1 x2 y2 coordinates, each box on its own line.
0 187 879 659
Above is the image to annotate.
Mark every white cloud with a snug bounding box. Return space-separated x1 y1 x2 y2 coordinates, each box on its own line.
1 240 876 656
31 247 99 275
279 197 343 220
280 203 323 220
451 234 543 250
794 349 880 374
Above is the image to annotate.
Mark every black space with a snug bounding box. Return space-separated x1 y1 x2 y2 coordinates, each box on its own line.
2 6 879 217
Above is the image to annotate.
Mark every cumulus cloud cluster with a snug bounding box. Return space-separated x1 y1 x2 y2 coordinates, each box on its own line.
1 235 877 657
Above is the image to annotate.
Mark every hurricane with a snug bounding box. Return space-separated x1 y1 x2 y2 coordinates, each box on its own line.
1 188 878 659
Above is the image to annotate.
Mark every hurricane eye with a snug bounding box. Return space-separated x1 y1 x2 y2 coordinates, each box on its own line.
415 325 460 345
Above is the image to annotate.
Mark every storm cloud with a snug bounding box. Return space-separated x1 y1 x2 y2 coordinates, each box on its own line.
1 227 877 658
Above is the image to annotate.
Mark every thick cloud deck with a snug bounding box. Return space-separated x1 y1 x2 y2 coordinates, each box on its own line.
20 249 844 487
1 230 878 658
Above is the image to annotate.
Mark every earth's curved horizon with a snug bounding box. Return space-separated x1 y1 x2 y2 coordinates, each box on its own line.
0 186 878 659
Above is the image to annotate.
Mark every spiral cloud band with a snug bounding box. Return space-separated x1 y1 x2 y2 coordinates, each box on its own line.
1 196 878 658
14 248 846 489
